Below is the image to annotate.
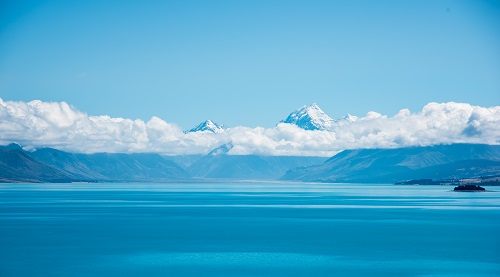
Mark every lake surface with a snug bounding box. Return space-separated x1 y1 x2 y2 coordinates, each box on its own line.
0 182 499 276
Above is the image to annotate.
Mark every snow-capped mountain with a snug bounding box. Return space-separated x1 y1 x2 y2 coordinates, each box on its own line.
335 114 358 126
185 120 226 134
280 103 335 130
280 104 358 130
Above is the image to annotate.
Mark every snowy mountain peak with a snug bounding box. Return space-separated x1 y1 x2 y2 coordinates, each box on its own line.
336 114 358 126
185 120 226 134
281 103 335 130
310 103 320 109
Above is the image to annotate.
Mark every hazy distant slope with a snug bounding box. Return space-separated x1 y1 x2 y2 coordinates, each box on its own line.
78 153 190 181
163 155 203 169
0 145 75 182
31 148 190 181
281 144 500 183
188 154 327 180
1 145 190 182
30 148 108 180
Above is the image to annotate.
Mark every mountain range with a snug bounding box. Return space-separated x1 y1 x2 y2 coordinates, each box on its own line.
0 144 189 182
281 144 500 183
186 144 327 180
1 143 499 183
0 144 326 182
185 103 356 133
1 104 499 183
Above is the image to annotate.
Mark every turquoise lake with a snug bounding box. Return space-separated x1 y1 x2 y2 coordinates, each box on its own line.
0 182 499 276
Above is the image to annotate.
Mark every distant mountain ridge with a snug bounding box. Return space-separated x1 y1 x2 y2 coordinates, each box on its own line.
0 143 327 182
182 143 327 180
281 144 500 183
0 144 189 182
187 147 327 180
2 143 499 183
188 155 327 180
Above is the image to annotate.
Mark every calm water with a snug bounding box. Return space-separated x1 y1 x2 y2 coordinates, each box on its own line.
0 182 499 277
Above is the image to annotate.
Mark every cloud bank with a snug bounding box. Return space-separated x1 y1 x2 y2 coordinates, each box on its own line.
0 99 499 156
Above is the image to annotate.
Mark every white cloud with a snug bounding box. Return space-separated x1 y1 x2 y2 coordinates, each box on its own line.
0 99 499 156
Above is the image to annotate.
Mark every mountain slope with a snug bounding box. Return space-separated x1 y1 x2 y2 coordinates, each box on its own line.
188 144 327 179
77 152 189 181
409 159 500 180
1 145 190 182
0 145 76 182
29 148 108 180
281 144 500 183
163 155 203 169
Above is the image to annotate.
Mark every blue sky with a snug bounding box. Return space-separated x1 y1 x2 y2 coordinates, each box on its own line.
1 0 499 129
